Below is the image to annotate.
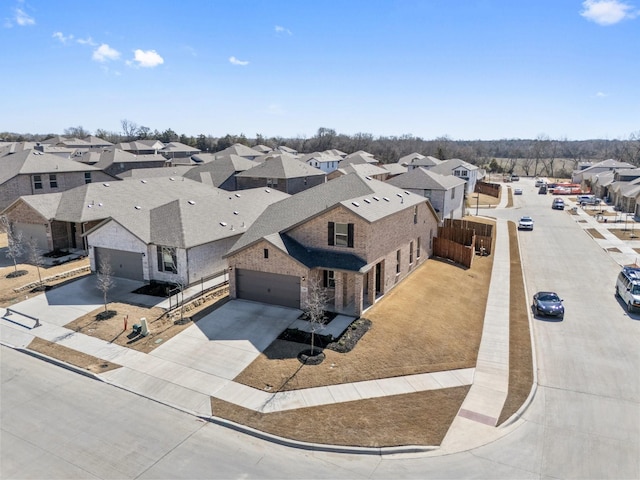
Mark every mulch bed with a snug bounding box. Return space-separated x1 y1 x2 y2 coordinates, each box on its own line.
278 318 372 353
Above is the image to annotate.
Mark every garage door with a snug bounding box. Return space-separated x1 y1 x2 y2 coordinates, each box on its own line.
236 269 300 308
94 247 144 281
15 223 48 251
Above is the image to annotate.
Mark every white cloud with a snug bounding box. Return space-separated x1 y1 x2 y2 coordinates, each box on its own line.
92 44 121 62
52 31 73 44
275 25 292 35
595 91 609 97
130 49 164 68
15 7 35 26
77 36 96 46
229 56 249 66
580 0 638 25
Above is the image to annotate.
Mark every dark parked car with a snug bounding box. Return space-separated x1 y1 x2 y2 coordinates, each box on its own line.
533 291 564 319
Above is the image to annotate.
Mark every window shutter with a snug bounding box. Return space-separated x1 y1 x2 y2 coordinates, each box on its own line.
347 223 354 247
323 270 328 288
156 246 162 271
328 222 335 246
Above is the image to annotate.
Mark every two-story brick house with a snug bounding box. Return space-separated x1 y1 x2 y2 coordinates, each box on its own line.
225 173 440 316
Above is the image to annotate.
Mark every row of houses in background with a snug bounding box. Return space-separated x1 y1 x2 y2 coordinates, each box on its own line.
1 136 483 315
571 159 640 216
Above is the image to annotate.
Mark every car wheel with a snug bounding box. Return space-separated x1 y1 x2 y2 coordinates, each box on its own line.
628 302 634 313
615 287 620 298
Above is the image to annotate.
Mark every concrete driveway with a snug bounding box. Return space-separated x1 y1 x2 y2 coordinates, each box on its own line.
148 300 302 380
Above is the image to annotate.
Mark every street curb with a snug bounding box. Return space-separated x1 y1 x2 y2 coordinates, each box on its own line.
201 414 438 456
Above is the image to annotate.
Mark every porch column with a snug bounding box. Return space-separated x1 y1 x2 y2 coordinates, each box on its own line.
335 272 344 312
367 268 376 306
354 274 364 316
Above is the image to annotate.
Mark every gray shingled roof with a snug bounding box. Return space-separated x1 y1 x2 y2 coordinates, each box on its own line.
226 173 427 257
0 150 102 185
336 163 388 177
398 152 425 164
279 234 367 271
235 155 326 179
429 158 478 175
182 154 256 187
214 143 262 158
386 167 466 190
117 166 193 179
381 163 408 175
98 187 289 249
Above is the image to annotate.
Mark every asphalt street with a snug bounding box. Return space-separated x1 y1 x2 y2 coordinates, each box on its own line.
1 177 639 479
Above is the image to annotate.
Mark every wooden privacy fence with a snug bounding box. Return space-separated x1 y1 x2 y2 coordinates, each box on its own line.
433 237 475 268
475 181 500 198
433 219 495 268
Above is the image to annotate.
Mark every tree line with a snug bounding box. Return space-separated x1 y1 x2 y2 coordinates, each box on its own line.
3 122 639 169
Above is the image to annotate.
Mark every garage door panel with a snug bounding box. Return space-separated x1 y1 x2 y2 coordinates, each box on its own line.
15 223 48 251
236 269 300 308
95 247 144 281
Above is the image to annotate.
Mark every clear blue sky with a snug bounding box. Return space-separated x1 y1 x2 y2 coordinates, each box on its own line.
2 0 639 140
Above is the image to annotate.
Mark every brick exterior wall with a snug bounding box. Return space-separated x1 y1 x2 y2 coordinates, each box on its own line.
228 199 439 315
236 175 324 194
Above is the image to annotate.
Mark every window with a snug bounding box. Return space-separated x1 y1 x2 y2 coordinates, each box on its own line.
413 206 418 224
451 188 455 199
33 175 42 190
267 178 278 188
417 237 421 258
264 248 269 259
328 222 354 247
409 241 414 264
156 246 177 273
49 174 58 188
84 172 92 184
323 270 335 288
396 250 401 274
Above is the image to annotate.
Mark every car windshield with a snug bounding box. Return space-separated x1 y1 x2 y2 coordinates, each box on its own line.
520 217 532 222
538 293 559 302
631 285 640 295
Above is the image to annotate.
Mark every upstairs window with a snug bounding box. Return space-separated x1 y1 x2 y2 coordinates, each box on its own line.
413 206 418 224
264 248 269 259
49 174 58 188
417 237 421 258
409 241 414 264
328 222 354 247
396 249 401 274
84 172 92 184
157 246 177 273
33 175 42 190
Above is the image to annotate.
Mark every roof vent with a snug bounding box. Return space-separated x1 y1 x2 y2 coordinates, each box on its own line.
169 177 175 181
220 221 227 227
141 179 147 184
364 198 371 204
103 183 110 187
352 201 360 207
365 176 372 180
396 193 403 198
188 200 195 205
235 193 241 197
87 204 92 208
404 191 410 195
373 196 380 201
265 188 270 193
383 197 390 202
135 206 141 210
233 211 239 215
98 202 103 207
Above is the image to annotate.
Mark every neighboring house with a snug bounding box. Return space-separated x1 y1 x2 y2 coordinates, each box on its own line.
428 158 480 195
118 166 193 180
386 167 466 220
398 152 425 167
91 149 168 177
215 143 262 160
327 163 388 181
183 154 256 190
589 171 615 201
86 187 288 285
301 151 342 174
405 155 443 170
381 163 408 178
235 155 326 194
1 177 227 257
160 142 201 161
275 145 299 155
115 140 165 155
224 173 440 316
252 144 273 154
571 159 635 186
338 153 379 167
0 150 115 211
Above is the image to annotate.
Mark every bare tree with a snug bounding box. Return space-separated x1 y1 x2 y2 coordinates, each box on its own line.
304 279 329 356
96 256 115 313
1 215 25 276
120 119 139 141
26 237 45 290
63 126 90 138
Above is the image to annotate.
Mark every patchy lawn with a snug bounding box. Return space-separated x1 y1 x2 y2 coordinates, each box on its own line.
608 228 640 241
234 253 492 392
586 228 605 239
